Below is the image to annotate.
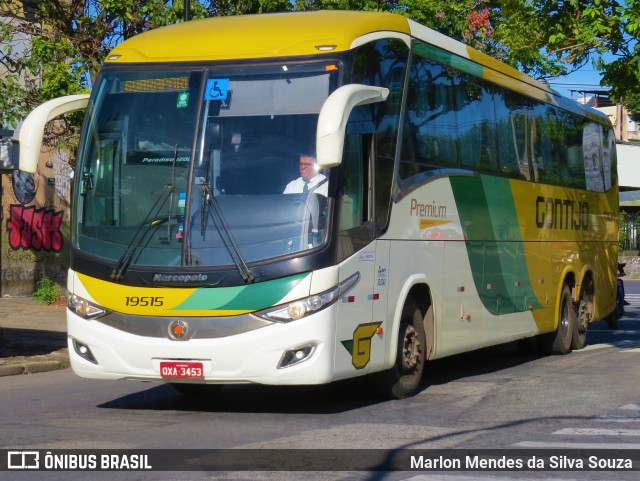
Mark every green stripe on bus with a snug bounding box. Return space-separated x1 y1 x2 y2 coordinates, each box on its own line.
482 176 543 312
450 175 542 314
172 272 309 312
414 42 484 79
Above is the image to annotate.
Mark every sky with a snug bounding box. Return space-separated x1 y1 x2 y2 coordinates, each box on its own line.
548 67 606 101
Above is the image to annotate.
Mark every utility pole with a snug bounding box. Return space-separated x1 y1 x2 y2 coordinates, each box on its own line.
621 104 629 142
184 0 190 22
616 103 629 142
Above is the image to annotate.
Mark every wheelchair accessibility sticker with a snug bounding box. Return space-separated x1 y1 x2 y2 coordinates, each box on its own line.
205 79 229 101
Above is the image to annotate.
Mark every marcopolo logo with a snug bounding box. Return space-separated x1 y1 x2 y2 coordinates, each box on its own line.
152 273 208 283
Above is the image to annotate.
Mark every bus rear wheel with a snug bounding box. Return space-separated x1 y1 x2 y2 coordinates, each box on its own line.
572 290 591 350
542 284 575 355
573 276 596 349
374 298 426 399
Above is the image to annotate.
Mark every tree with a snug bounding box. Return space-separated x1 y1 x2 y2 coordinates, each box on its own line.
0 1 215 156
599 0 640 119
2 0 640 137
0 1 302 132
492 1 640 118
1 2 186 128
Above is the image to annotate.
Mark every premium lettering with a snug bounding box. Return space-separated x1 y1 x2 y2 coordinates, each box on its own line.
410 198 447 218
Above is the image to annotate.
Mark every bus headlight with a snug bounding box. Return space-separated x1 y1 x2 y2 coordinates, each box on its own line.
255 272 359 323
67 294 108 319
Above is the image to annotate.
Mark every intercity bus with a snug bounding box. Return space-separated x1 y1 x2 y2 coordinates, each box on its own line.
18 10 618 398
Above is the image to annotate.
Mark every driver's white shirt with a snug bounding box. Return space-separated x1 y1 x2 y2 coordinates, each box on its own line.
283 173 328 196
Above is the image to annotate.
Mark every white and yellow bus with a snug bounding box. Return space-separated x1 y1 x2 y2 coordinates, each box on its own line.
18 11 618 398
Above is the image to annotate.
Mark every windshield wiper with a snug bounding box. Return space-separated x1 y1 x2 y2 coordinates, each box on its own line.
111 145 182 281
110 183 175 281
199 183 255 284
198 139 255 283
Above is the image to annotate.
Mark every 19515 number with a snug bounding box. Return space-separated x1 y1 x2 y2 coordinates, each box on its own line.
125 296 164 307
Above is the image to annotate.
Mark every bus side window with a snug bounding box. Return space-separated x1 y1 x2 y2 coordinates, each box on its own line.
583 122 605 192
400 48 459 180
458 77 497 173
340 134 366 231
336 134 373 261
497 87 542 181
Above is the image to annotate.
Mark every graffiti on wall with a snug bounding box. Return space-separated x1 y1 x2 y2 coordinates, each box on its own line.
5 150 67 253
53 152 73 201
11 170 38 204
6 204 64 252
1 148 72 296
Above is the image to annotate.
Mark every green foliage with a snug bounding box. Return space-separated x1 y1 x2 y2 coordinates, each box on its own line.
33 277 62 306
598 0 640 118
619 210 630 253
602 56 640 119
2 0 640 132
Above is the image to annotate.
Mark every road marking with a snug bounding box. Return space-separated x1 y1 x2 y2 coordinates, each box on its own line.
513 440 640 449
621 403 640 411
578 339 640 352
596 416 640 422
579 343 609 351
553 427 640 436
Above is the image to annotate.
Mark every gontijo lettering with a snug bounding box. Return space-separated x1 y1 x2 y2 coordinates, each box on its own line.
535 196 590 230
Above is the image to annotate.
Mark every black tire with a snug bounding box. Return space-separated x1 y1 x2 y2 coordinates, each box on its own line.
171 383 224 397
572 280 593 350
571 301 588 350
571 318 587 350
541 284 574 355
374 298 426 399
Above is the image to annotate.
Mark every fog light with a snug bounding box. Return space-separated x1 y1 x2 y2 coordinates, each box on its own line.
72 338 98 364
277 344 316 369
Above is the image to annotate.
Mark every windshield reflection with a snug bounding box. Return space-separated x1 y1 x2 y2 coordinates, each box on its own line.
73 62 338 271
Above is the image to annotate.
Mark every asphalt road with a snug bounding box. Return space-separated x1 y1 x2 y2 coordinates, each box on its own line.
1 282 639 481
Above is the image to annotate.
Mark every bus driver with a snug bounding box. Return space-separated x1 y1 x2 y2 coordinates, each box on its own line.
283 153 328 197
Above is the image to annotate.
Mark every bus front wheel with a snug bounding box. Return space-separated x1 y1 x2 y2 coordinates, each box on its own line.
374 298 426 399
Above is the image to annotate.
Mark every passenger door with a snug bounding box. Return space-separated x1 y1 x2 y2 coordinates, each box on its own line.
334 135 387 380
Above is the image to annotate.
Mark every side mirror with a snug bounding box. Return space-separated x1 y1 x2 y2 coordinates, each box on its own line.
0 137 19 171
315 84 389 168
18 94 90 173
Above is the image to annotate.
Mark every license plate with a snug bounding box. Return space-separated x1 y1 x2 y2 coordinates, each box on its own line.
160 361 204 379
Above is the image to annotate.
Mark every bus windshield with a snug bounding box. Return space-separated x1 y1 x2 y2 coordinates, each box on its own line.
73 63 339 271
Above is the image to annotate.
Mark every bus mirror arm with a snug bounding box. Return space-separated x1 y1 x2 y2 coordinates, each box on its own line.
17 94 90 173
316 84 389 168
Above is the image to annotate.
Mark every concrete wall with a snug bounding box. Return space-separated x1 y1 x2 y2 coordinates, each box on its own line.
1 148 72 297
618 143 640 189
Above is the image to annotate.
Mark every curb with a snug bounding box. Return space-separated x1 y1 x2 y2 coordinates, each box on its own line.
0 359 69 377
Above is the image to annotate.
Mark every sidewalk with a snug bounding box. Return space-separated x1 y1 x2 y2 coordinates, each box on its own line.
0 296 69 377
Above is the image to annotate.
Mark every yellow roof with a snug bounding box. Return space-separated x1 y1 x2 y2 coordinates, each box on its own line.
106 11 411 63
